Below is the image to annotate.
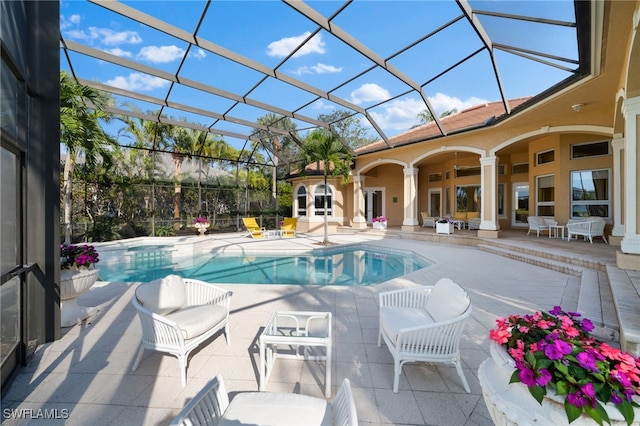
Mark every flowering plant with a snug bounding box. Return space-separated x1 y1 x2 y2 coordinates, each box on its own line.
372 216 387 223
60 244 100 270
489 306 640 425
194 217 209 225
437 218 453 224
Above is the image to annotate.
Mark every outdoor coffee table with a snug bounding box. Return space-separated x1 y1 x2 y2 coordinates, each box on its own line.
259 311 332 398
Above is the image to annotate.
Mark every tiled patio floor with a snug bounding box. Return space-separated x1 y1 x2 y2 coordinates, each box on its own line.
1 230 623 425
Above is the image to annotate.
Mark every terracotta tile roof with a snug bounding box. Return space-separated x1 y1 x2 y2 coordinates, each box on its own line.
355 97 533 154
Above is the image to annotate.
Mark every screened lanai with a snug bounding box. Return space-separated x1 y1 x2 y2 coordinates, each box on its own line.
59 0 588 239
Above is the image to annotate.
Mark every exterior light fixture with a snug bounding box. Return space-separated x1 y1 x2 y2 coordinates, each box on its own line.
571 103 584 112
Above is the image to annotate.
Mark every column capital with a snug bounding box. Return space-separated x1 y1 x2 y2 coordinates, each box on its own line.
403 166 419 176
622 96 640 116
611 136 625 149
352 174 365 183
480 155 498 166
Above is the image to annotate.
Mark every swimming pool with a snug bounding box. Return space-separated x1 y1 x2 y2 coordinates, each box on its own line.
98 245 430 286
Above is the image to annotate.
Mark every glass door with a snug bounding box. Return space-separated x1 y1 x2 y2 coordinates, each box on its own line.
428 190 441 218
364 188 384 223
512 183 529 227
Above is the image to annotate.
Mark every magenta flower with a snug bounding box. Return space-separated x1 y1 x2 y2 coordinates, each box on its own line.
550 306 562 316
535 368 552 386
518 366 537 387
610 393 623 404
544 339 572 360
567 391 589 408
580 318 594 332
576 352 598 372
581 382 596 400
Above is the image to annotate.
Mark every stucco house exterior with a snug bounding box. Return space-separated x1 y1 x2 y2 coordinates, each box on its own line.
289 0 640 272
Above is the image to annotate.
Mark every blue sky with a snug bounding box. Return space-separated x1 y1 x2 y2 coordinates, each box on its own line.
60 0 578 152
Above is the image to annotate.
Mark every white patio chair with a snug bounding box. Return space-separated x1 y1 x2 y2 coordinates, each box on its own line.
378 278 472 393
420 212 436 228
131 275 232 387
170 375 358 426
567 217 608 244
527 216 555 237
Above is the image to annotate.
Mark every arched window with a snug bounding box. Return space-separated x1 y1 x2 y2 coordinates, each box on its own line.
314 184 333 216
296 186 307 216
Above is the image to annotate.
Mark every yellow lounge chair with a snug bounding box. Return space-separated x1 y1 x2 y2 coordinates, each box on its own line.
281 217 298 238
242 217 265 239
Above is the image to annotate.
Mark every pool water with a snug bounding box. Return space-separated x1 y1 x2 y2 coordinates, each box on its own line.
98 245 429 286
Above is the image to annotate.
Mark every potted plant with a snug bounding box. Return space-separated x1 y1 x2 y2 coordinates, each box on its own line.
372 216 387 230
436 218 454 234
194 216 210 236
481 306 640 425
60 244 100 327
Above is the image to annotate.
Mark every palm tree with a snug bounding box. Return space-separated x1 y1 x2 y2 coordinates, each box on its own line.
60 71 116 244
299 130 353 245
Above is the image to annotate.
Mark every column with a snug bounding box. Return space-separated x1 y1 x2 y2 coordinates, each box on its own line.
402 167 419 230
352 174 367 229
478 156 501 238
620 96 640 266
610 135 625 243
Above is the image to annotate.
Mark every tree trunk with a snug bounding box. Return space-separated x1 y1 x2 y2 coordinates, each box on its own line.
323 171 329 244
173 156 183 232
63 151 75 244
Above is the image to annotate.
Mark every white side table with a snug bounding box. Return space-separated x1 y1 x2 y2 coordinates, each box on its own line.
549 224 565 239
259 311 332 398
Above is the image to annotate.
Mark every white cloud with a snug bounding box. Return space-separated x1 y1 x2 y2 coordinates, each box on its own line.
267 32 325 58
367 92 492 132
64 26 142 46
189 48 207 59
428 93 488 114
104 73 170 92
90 27 142 45
103 48 132 58
369 98 427 130
137 45 185 63
60 14 81 30
350 83 391 105
292 63 342 76
313 100 336 111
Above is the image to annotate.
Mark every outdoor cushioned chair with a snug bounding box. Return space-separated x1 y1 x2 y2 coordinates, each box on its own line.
567 216 608 244
378 278 472 393
131 275 232 387
420 212 436 228
281 217 298 237
169 374 358 426
526 216 556 237
242 217 265 239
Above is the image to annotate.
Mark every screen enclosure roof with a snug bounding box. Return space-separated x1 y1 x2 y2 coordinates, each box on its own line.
60 0 589 168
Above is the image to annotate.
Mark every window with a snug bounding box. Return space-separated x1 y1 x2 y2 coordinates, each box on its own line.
498 165 506 175
498 184 505 216
536 175 554 216
455 167 481 177
428 173 442 182
571 169 610 218
296 186 307 216
314 184 333 216
571 141 610 159
456 185 481 213
536 150 554 165
444 187 451 215
512 163 529 174
444 170 450 180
